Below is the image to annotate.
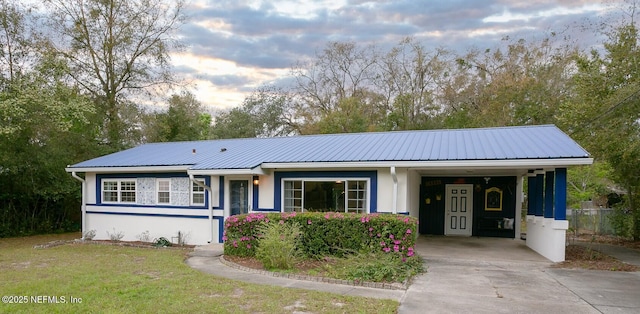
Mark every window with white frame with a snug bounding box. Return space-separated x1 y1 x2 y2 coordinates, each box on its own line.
282 179 368 213
102 179 136 203
347 180 367 213
157 179 171 204
284 181 303 212
191 179 205 205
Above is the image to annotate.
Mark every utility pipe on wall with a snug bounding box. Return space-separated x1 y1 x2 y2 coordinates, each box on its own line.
391 166 398 214
71 172 86 240
190 174 213 243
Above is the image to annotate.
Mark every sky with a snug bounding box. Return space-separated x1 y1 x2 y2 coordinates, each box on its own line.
174 0 620 110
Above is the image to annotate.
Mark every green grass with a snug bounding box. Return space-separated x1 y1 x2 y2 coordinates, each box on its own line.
0 233 398 313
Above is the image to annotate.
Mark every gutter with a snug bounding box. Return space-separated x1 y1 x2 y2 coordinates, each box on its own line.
189 174 214 243
391 166 398 214
70 171 87 240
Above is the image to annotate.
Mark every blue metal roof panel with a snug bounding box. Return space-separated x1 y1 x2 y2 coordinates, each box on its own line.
68 125 590 170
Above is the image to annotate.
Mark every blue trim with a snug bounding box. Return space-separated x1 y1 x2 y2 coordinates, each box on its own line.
527 175 536 216
91 203 209 210
544 171 555 218
273 171 378 213
554 168 567 220
218 218 224 243
211 176 223 209
535 173 544 216
218 176 224 210
252 175 259 210
96 173 210 209
86 211 215 219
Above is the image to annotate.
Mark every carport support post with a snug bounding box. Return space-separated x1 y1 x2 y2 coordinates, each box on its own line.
527 173 536 216
535 172 544 217
526 168 569 262
554 168 567 220
544 171 554 218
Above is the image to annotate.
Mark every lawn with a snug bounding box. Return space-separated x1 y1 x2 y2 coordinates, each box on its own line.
0 233 398 313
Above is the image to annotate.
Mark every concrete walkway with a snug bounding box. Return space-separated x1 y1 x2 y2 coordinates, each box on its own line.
186 237 640 313
186 244 405 301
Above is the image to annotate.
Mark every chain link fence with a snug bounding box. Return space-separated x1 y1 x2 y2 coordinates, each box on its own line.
567 207 616 235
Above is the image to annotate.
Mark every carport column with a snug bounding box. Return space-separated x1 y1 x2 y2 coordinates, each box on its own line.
526 168 569 262
514 176 524 239
526 172 536 216
535 171 544 217
554 168 567 220
544 171 554 218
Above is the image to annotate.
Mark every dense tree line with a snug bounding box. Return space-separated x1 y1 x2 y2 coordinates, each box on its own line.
1 0 640 239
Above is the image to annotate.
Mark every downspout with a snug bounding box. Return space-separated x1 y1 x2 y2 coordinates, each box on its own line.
391 166 398 214
71 172 86 240
190 174 213 243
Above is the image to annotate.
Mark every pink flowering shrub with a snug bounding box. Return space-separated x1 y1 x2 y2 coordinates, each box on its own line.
223 211 419 260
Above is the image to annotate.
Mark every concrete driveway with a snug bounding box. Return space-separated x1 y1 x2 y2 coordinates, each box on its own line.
400 236 640 314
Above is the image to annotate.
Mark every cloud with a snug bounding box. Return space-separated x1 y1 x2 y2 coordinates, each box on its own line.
173 0 612 109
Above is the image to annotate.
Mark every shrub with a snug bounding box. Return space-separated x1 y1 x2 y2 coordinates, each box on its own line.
255 220 302 270
328 251 424 283
154 237 172 247
83 229 96 240
608 206 633 238
223 212 419 260
106 228 124 241
137 230 151 242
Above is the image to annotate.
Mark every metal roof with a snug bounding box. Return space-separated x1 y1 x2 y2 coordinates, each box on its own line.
68 125 591 171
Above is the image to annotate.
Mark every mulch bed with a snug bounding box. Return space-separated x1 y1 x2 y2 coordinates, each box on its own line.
223 255 333 273
554 244 640 271
568 234 640 250
34 239 195 250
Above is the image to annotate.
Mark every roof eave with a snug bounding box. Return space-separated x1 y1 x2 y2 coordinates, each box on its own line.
187 165 265 175
65 165 192 173
260 158 594 170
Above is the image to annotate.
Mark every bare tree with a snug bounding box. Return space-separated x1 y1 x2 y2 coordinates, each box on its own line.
377 37 451 130
44 0 186 148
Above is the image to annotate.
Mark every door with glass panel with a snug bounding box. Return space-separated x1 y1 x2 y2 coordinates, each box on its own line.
230 180 249 216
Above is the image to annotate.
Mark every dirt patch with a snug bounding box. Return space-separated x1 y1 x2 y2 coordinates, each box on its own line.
567 234 640 250
223 255 332 274
554 245 640 271
34 239 195 250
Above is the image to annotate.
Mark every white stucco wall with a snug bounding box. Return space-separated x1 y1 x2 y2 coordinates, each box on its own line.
86 173 97 204
257 174 274 210
376 167 405 213
85 208 219 245
526 215 568 262
407 170 421 218
376 168 392 213
209 175 219 208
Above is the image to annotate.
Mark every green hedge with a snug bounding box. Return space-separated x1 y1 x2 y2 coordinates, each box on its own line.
223 212 418 259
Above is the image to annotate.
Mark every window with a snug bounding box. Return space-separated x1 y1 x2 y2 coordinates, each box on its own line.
284 181 303 212
347 180 367 213
157 179 170 204
191 179 205 205
103 181 118 202
102 179 136 203
282 179 368 213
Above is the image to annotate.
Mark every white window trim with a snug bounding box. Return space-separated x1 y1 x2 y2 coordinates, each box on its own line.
191 178 206 206
280 177 370 213
156 179 171 205
102 179 137 204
